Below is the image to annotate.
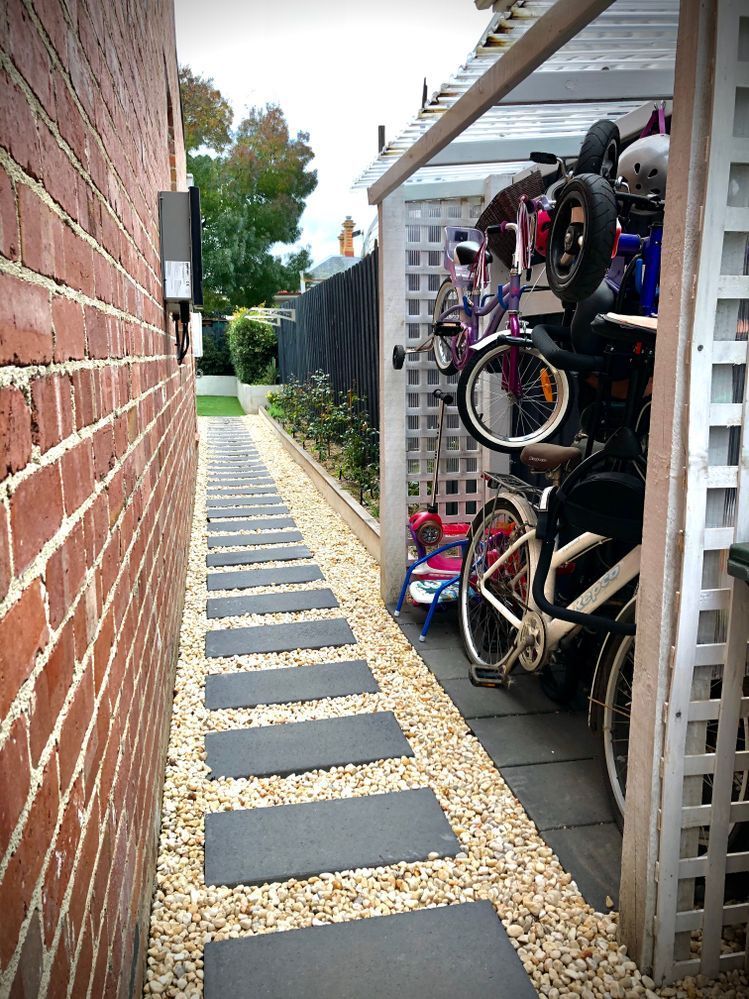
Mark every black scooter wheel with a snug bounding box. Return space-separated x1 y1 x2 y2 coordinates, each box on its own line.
392 344 406 369
547 174 618 303
575 120 620 181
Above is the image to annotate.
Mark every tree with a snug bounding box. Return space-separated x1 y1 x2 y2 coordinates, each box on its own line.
179 67 317 313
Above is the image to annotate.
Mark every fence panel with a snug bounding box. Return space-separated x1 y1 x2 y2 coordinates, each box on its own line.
277 251 379 428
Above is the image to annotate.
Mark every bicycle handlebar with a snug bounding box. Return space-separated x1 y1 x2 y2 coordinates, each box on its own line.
531 325 604 374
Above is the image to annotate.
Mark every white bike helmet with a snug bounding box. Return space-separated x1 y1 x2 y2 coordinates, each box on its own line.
618 133 670 198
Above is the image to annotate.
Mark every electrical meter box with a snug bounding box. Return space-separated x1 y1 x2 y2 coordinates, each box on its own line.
158 188 203 313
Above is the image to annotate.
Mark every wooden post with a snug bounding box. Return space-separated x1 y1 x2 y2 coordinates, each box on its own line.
378 189 407 602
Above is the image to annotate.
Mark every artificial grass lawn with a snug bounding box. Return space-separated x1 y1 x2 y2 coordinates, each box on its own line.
196 395 245 417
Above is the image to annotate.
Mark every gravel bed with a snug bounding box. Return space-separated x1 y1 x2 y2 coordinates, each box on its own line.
143 416 748 999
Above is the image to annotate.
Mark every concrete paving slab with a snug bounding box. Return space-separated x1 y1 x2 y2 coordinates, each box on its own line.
543 823 621 912
205 618 355 657
207 588 338 619
207 507 289 520
205 659 378 709
440 676 559 718
204 788 459 887
417 647 472 681
206 518 295 533
204 901 536 999
206 711 412 779
207 530 303 549
207 546 311 568
470 712 599 768
207 493 281 507
206 565 324 591
501 759 614 830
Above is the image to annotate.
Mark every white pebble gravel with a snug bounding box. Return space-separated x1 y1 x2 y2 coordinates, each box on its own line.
143 415 749 998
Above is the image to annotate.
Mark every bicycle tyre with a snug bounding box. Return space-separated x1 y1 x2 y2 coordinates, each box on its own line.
457 338 571 452
597 598 749 840
547 174 618 303
574 120 621 181
432 279 460 375
459 494 537 670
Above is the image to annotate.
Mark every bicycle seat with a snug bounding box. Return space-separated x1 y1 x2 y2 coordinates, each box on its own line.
591 312 657 348
520 443 583 472
454 241 493 266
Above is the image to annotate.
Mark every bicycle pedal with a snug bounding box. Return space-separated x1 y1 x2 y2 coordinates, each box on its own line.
433 321 461 338
468 666 510 689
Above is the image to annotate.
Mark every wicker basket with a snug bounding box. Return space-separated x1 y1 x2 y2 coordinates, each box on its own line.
477 170 546 267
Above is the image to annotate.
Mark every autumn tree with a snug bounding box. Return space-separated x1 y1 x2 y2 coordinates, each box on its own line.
179 67 316 313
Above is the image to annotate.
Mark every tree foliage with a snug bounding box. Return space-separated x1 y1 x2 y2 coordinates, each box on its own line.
179 67 317 313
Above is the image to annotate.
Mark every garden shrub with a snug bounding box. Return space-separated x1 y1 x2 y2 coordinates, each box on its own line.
227 309 278 384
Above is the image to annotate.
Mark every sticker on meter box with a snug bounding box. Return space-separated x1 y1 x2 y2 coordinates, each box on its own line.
165 260 191 299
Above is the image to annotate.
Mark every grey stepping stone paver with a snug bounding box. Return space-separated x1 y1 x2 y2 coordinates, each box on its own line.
206 587 338 618
206 617 354 657
205 659 377 708
543 823 621 912
208 493 281 506
207 506 289 520
206 711 412 779
207 530 303 549
207 564 324 591
207 479 274 488
470 712 598 768
502 759 614 829
206 517 295 533
206 487 277 498
204 901 536 999
204 788 459 888
417 647 472 681
440 676 559 718
207 545 311 567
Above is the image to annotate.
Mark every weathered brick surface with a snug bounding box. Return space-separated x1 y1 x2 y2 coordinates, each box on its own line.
0 1 196 995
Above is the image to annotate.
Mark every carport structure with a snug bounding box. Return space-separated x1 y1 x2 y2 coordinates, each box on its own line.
362 0 749 984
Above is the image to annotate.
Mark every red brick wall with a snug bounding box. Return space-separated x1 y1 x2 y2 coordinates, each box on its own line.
0 1 197 995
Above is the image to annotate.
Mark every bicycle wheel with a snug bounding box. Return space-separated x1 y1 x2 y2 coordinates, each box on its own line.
457 338 571 452
459 494 536 669
574 120 620 181
432 279 461 375
598 599 749 839
547 174 618 303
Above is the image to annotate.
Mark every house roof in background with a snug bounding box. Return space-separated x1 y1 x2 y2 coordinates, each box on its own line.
306 256 360 281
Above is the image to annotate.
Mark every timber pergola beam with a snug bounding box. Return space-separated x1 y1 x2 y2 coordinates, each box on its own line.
367 0 617 205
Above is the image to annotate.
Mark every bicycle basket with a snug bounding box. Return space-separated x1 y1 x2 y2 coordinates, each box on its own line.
477 170 545 267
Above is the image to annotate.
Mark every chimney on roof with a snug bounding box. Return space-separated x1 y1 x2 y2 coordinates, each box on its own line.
338 216 356 257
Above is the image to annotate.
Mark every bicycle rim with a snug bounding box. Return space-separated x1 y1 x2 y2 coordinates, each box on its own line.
602 632 634 820
459 497 532 668
460 343 570 450
433 282 460 373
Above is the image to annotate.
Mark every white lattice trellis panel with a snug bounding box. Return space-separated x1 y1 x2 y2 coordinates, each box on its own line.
404 197 484 523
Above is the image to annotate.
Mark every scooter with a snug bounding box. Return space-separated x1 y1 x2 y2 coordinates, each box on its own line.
409 389 470 555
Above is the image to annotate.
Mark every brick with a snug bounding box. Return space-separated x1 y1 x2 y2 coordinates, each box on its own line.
0 506 10 603
0 272 52 365
0 70 42 180
57 662 93 792
42 775 83 945
60 439 94 516
84 306 110 359
0 714 30 847
18 184 65 280
30 373 74 453
0 580 49 717
10 463 64 573
0 386 32 478
0 755 59 969
0 164 19 260
62 225 93 294
91 424 115 481
45 522 86 629
71 368 96 430
7 0 55 116
29 621 75 765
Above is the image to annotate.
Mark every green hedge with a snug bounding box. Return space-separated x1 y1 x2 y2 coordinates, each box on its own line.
227 310 278 384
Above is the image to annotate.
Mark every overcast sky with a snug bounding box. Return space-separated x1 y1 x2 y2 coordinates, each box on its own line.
174 0 491 265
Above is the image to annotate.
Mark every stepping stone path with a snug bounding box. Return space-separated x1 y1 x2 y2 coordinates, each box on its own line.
192 420 536 997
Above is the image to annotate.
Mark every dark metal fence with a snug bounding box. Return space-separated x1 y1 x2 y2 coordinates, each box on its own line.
277 250 379 428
